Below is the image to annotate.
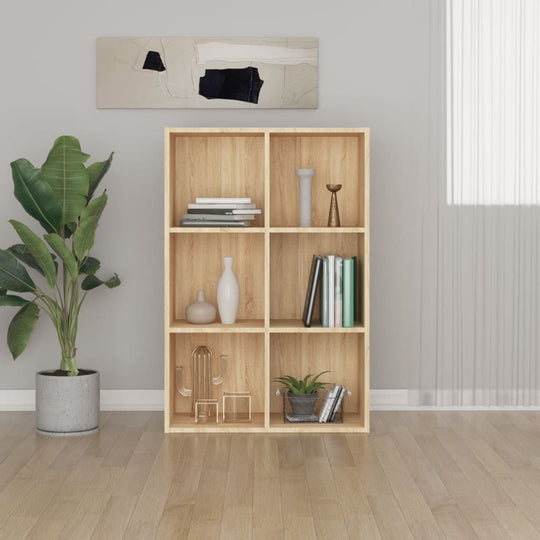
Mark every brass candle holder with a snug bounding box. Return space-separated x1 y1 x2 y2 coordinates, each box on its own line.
326 184 342 227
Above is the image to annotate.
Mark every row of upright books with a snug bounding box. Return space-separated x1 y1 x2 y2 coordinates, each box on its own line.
318 384 346 423
180 197 261 227
302 254 358 328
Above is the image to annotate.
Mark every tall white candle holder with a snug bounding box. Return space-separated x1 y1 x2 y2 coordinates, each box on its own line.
295 169 316 227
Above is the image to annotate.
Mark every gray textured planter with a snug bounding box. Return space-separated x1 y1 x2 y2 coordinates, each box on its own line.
36 369 99 435
287 392 318 416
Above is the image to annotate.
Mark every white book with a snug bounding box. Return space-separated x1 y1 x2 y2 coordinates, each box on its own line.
231 208 261 214
195 197 251 204
182 213 255 221
334 256 343 327
188 203 256 210
329 386 346 422
327 255 335 327
318 384 340 423
180 220 250 227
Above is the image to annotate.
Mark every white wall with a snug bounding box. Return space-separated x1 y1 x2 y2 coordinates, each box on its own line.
0 0 431 390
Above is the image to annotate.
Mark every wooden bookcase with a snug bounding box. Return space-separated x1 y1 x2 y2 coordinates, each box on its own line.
164 128 370 432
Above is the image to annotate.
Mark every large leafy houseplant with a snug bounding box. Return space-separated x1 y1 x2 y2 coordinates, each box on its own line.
0 135 120 376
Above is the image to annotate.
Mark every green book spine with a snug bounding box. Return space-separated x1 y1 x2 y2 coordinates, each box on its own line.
321 257 329 327
334 256 343 327
352 255 358 321
342 258 354 327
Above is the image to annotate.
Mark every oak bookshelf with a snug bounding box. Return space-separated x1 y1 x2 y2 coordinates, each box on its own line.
164 128 370 433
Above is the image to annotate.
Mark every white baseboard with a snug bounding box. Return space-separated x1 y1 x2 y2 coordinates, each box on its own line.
0 389 538 411
370 389 409 410
0 390 35 411
0 390 164 411
2 389 406 411
100 390 164 411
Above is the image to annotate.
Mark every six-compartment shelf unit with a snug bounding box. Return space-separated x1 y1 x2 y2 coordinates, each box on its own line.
164 128 370 433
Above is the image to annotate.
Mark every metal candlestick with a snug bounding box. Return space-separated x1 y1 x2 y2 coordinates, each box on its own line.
326 184 342 227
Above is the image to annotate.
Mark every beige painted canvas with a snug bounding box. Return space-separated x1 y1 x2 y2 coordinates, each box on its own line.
96 37 318 108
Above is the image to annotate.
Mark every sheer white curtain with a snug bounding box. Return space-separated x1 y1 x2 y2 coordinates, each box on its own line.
411 0 540 406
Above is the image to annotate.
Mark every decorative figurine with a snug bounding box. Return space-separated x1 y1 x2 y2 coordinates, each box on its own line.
326 184 342 227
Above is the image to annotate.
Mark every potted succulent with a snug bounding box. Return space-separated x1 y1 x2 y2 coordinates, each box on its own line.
274 371 330 417
0 135 120 434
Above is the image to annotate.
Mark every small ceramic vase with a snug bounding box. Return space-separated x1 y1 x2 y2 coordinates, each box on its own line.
185 290 217 324
217 257 240 324
296 169 316 227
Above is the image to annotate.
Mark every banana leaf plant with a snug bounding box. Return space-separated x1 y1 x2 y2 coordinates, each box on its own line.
0 136 120 376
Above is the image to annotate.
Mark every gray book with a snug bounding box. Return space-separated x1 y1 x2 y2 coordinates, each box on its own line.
182 213 255 221
180 220 250 227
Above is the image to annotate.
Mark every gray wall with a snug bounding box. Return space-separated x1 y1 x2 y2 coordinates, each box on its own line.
0 0 431 390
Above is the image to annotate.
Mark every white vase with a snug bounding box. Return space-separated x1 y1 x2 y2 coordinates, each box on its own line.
296 168 316 227
217 257 239 324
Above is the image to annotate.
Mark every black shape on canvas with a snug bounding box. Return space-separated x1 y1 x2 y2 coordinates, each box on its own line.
199 67 263 104
142 51 166 72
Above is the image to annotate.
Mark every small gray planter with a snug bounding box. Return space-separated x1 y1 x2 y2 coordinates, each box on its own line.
287 392 319 416
36 369 99 435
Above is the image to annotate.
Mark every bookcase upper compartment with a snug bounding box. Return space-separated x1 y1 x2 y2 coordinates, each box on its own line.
269 132 366 228
167 131 265 228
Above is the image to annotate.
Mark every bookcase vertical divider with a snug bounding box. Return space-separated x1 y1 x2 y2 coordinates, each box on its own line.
264 131 271 429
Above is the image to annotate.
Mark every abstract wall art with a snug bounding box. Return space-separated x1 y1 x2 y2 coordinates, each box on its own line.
96 37 318 109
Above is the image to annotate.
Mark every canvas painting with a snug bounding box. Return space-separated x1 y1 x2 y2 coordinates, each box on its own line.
96 37 318 109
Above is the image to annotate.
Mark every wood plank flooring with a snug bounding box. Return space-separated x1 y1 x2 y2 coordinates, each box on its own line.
0 411 538 539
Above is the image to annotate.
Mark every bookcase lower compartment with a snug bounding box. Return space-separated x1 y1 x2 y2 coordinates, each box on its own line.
168 333 264 431
270 333 367 430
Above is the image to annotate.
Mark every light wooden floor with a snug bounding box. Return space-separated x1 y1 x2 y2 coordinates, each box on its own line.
0 411 539 539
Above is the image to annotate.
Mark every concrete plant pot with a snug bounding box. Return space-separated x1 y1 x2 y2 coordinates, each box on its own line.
287 392 319 416
36 369 100 435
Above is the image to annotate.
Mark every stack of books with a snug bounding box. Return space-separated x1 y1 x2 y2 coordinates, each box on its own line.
318 384 346 423
302 254 358 327
180 197 261 227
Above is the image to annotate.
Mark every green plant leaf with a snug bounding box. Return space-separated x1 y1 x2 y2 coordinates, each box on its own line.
0 295 29 307
79 256 100 275
274 371 330 394
62 222 77 239
41 135 90 225
305 371 330 393
7 302 39 359
81 273 120 291
8 244 55 277
43 233 78 281
9 220 57 289
11 158 62 233
0 249 36 292
0 288 6 296
87 152 114 201
73 192 107 260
